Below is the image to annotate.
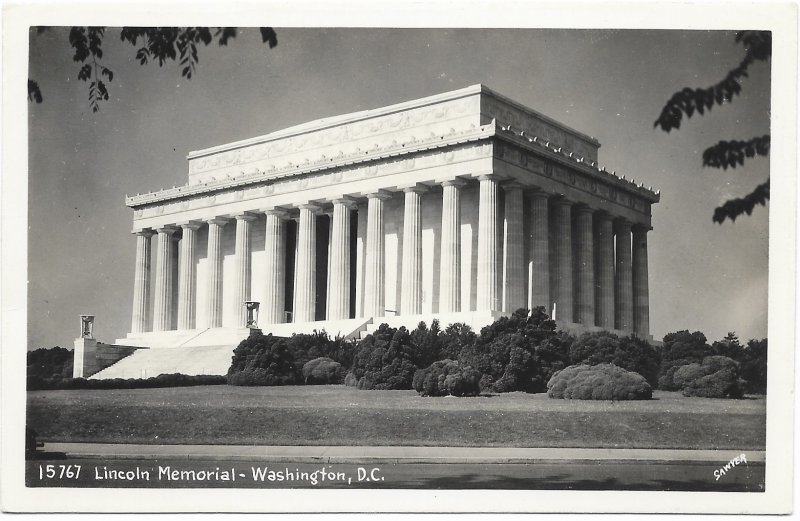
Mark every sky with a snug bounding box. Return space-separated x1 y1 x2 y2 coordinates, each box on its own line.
26 27 771 350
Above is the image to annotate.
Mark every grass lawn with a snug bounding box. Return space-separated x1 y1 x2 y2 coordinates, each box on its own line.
27 385 766 449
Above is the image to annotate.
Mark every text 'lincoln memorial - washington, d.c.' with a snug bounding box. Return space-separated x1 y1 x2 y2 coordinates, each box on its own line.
75 85 659 379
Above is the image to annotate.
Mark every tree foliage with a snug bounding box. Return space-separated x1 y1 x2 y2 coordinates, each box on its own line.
547 364 653 401
654 30 771 223
30 26 277 112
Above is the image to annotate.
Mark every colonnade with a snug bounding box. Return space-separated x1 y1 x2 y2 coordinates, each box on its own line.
131 177 650 337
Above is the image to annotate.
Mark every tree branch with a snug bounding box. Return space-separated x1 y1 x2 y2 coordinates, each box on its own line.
713 179 770 224
702 135 770 170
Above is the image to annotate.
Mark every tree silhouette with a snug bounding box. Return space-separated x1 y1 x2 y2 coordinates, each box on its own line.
654 31 771 223
28 26 277 112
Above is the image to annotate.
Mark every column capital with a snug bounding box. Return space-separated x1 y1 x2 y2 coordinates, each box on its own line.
632 223 653 233
260 207 291 219
502 180 525 191
574 204 595 215
440 178 468 189
477 173 503 182
155 225 179 235
526 187 551 199
233 212 258 222
297 202 323 213
177 221 203 231
132 228 155 237
365 189 393 201
206 217 230 226
550 197 573 208
331 196 359 209
400 184 430 194
614 218 633 231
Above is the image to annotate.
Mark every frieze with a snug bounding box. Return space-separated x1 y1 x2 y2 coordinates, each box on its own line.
134 141 487 221
188 95 479 176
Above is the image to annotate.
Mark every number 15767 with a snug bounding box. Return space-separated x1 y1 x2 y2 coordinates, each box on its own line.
38 464 82 480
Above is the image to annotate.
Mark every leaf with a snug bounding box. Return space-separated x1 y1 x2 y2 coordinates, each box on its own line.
27 79 43 103
77 64 92 81
713 179 770 224
260 27 278 48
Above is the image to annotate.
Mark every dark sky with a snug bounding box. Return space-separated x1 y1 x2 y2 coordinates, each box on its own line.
27 28 770 349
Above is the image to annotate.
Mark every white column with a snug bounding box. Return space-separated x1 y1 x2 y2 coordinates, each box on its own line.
502 182 525 313
575 206 595 326
527 190 550 312
615 219 633 332
233 213 257 328
633 226 651 338
294 204 319 323
263 209 288 325
131 229 154 333
594 212 615 329
177 222 201 330
439 179 465 313
328 198 355 320
153 226 178 332
205 218 228 328
477 175 500 312
364 191 391 317
401 186 427 315
551 199 573 323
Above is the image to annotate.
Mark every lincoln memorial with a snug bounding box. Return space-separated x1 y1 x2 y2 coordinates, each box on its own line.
86 85 659 378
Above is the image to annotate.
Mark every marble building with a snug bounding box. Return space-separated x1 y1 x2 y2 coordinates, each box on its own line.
91 85 659 378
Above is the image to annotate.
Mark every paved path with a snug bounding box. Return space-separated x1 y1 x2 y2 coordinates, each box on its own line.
42 443 765 465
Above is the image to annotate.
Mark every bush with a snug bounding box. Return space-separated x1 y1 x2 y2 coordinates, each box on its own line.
569 331 660 387
547 364 653 400
27 373 226 390
412 359 482 397
345 324 420 390
458 307 572 393
739 338 767 394
658 330 711 390
302 357 346 384
227 333 299 386
27 346 73 380
673 356 743 398
286 331 356 372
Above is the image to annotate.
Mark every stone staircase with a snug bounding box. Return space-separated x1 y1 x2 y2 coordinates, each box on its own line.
93 318 375 380
89 344 236 379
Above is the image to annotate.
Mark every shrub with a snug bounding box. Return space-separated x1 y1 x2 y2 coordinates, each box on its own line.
658 330 711 390
547 364 653 400
302 357 346 384
739 338 767 394
27 373 226 390
673 356 743 398
27 346 73 380
569 331 660 387
286 331 356 372
227 333 299 386
345 324 420 390
458 307 572 393
412 359 482 397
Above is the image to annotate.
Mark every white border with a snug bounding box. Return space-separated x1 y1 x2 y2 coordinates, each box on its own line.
2 0 797 513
